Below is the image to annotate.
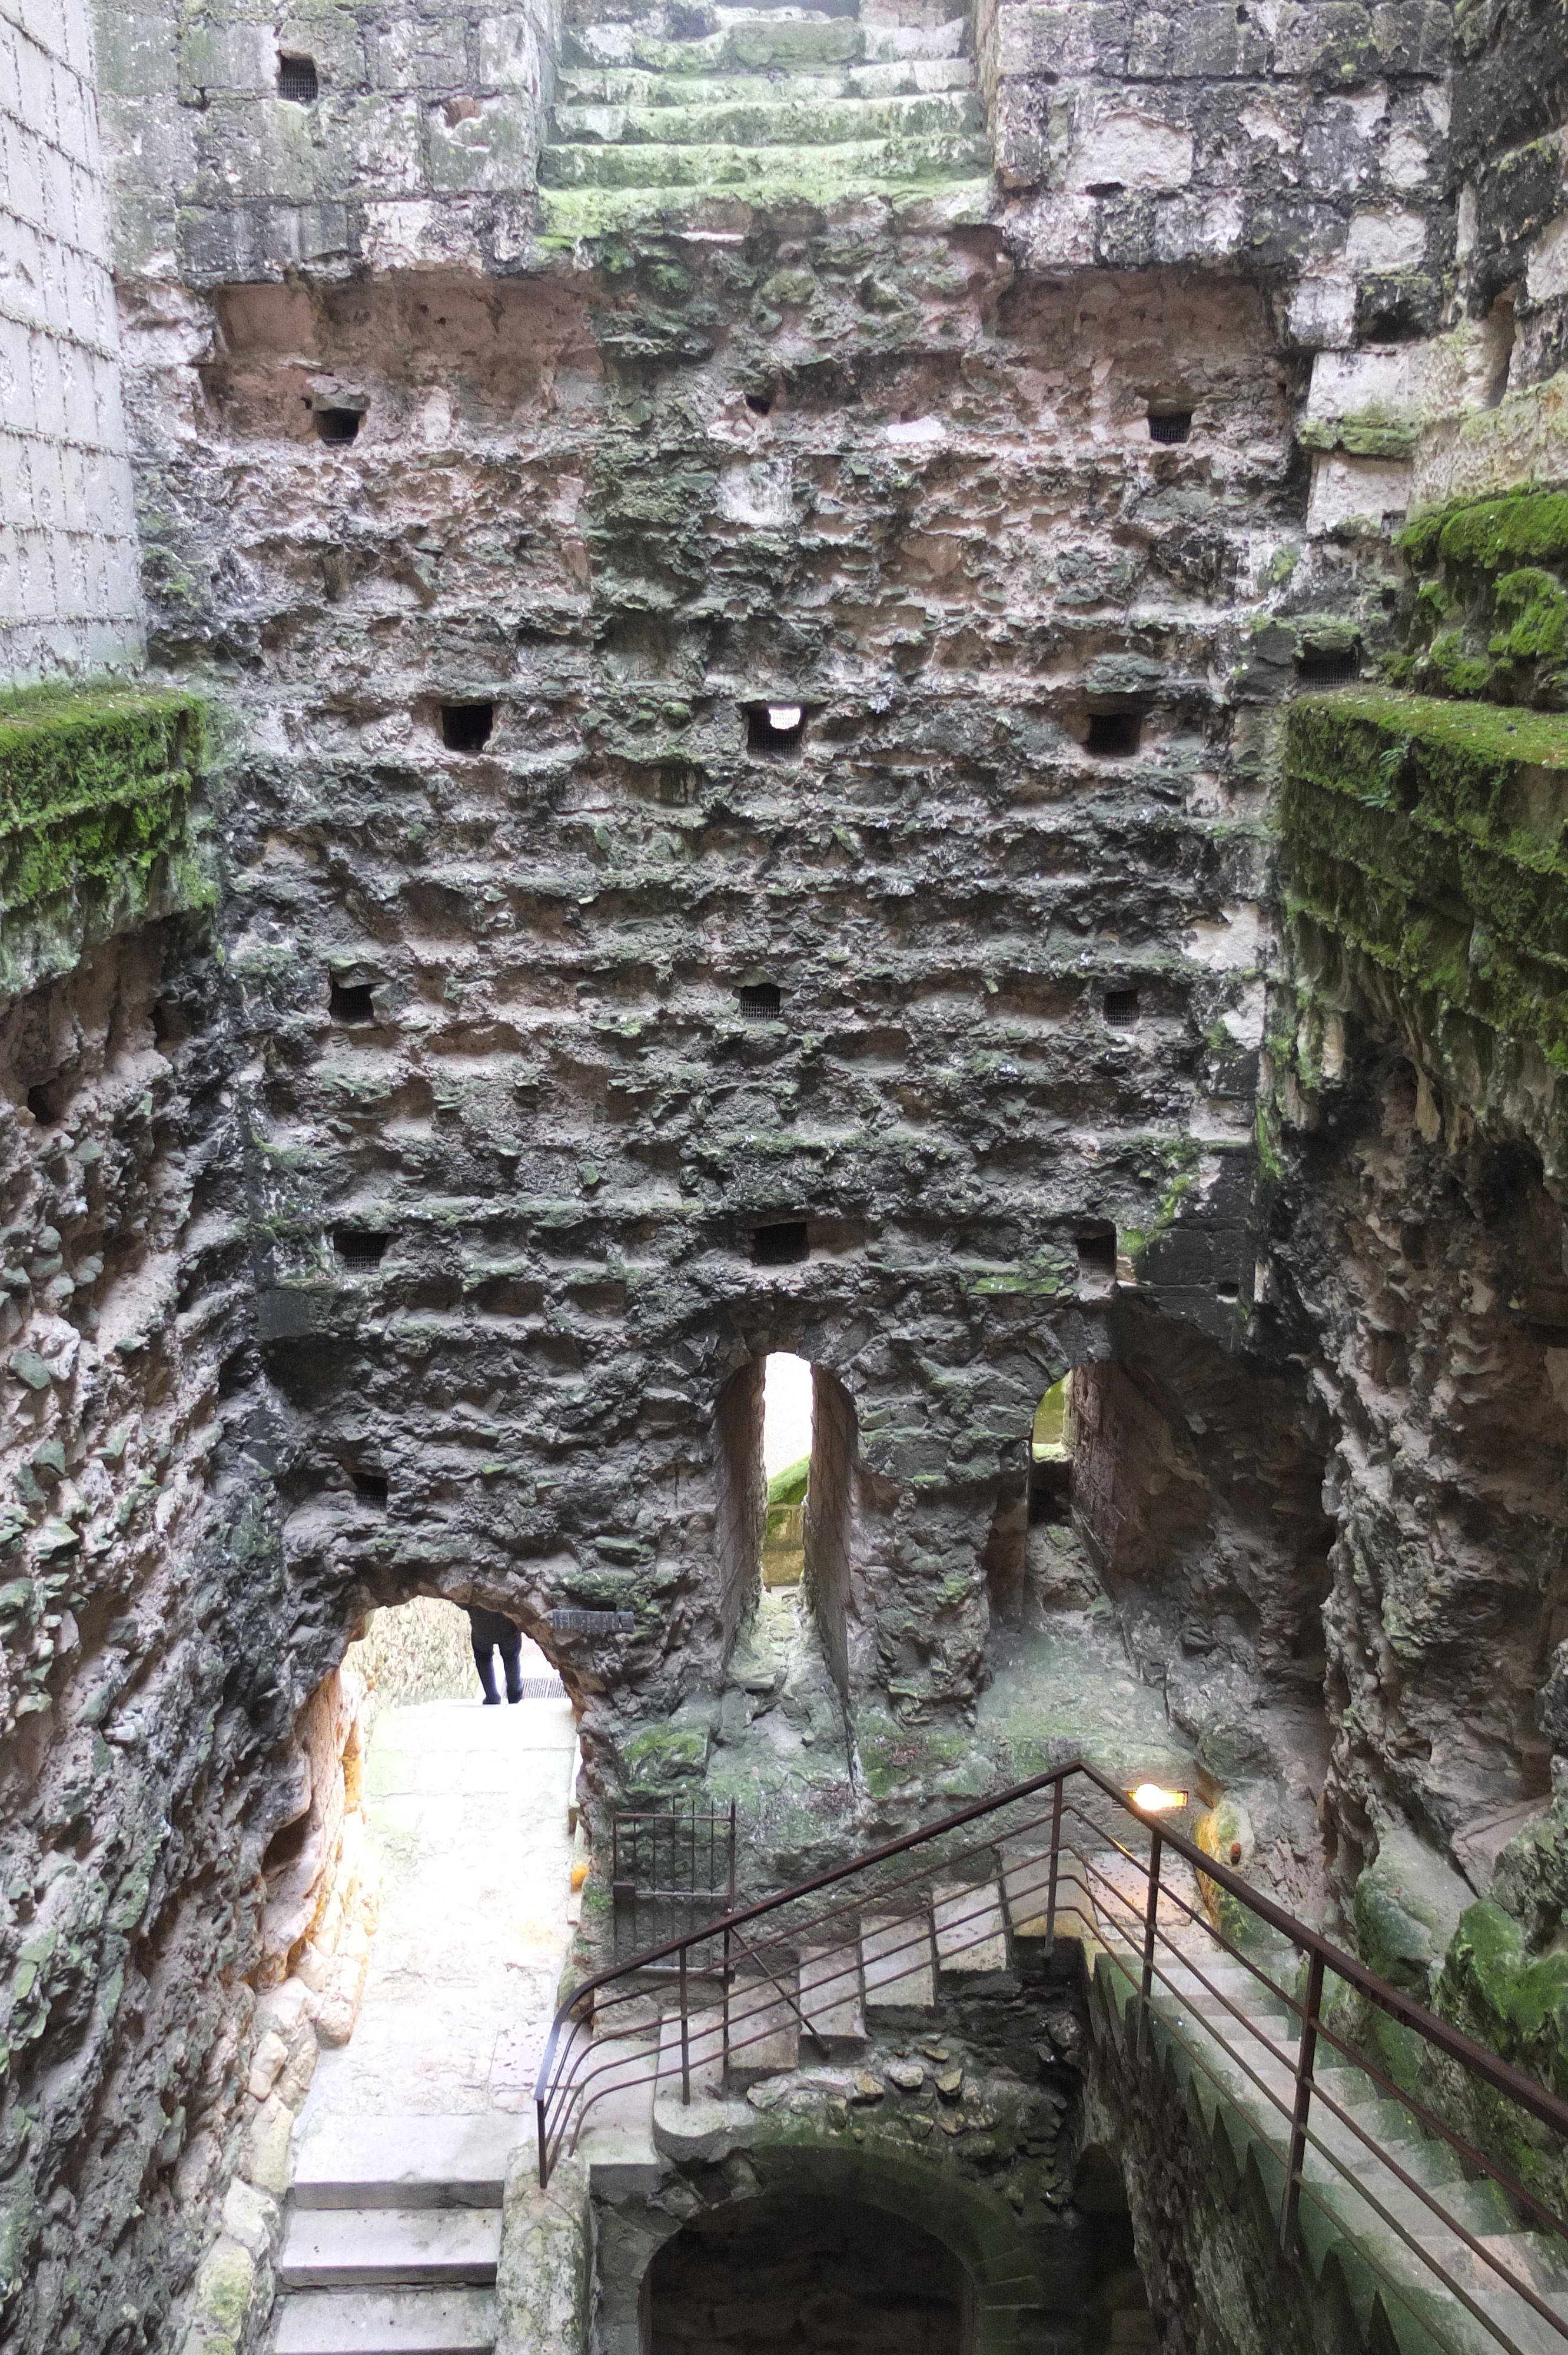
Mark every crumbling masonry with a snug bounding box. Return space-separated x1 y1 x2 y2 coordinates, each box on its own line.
8 0 1568 2343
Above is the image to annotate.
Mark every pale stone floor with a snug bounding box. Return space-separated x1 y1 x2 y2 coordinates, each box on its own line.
300 1696 579 2125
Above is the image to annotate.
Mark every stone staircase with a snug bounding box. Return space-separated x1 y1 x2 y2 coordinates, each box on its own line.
538 2 995 240
570 1848 1568 2355
270 2117 517 2355
1092 1942 1568 2355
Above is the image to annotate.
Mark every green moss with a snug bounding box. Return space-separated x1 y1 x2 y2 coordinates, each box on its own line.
1490 567 1568 666
0 686 210 985
1280 691 1568 1091
766 1455 809 1507
1401 489 1568 572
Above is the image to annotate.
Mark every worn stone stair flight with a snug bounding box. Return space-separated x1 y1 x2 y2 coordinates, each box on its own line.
539 1 994 238
1094 1936 1568 2355
270 2117 518 2355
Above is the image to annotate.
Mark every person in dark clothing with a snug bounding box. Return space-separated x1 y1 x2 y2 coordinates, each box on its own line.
467 1606 524 1705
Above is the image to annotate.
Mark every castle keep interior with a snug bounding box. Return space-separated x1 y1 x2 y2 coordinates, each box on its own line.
10 0 1568 2347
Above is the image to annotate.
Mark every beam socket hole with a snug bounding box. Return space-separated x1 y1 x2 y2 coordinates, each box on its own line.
330 980 376 1024
739 983 782 1021
1148 409 1192 444
440 702 494 752
1103 989 1141 1028
752 1220 809 1266
313 407 361 445
1086 711 1142 757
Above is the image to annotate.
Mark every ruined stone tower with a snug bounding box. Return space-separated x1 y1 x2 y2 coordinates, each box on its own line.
7 0 1568 2344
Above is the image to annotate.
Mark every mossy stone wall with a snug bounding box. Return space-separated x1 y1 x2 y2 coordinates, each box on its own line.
0 689 213 998
1388 489 1568 707
1280 689 1568 1161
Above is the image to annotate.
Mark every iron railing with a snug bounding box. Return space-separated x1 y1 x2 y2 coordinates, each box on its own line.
535 1759 1568 2355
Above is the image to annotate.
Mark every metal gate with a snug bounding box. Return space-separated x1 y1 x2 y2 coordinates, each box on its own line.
610 1800 736 1963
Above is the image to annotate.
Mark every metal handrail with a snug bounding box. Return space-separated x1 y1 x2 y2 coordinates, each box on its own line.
533 1757 1568 2348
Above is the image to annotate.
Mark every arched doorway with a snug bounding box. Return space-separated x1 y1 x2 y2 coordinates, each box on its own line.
647 2191 968 2355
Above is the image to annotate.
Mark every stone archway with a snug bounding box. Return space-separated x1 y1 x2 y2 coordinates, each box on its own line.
602 2143 1062 2355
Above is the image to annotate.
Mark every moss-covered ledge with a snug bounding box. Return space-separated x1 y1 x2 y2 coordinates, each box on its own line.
1279 690 1568 1165
0 685 214 999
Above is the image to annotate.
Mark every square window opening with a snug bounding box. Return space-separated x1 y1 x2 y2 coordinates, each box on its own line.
746 702 806 758
1294 646 1360 688
440 701 494 752
351 1467 389 1505
278 52 318 102
1077 1228 1117 1278
334 1229 391 1272
739 983 782 1021
330 980 376 1024
752 1220 809 1266
313 407 361 445
1103 989 1141 1027
1087 711 1142 757
1148 409 1193 445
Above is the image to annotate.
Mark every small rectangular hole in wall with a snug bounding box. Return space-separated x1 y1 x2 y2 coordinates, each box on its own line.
1077 1228 1118 1279
1148 410 1193 445
278 52 318 101
314 407 361 445
351 1468 389 1505
739 983 782 1021
1087 711 1141 757
1103 989 1141 1027
752 1220 809 1266
330 980 376 1024
1295 646 1361 688
746 702 806 758
441 701 494 752
334 1230 391 1272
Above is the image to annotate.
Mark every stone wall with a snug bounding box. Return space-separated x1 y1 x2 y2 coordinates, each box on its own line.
0 0 143 685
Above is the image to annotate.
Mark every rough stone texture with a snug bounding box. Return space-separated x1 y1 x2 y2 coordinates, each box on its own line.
18 0 1568 2344
0 0 144 682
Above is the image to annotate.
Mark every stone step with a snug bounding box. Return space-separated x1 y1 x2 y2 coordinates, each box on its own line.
1000 1846 1096 1942
549 88 983 151
538 128 991 190
564 16 967 72
725 1967 801 2085
278 2209 501 2292
290 2115 523 2211
273 2288 499 2355
655 1999 727 2099
861 1913 936 2014
933 1881 1009 1975
537 173 994 238
798 1944 867 2054
553 58 975 107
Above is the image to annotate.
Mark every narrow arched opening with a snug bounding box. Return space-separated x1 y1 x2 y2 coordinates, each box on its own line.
647 2191 968 2355
715 1351 866 1703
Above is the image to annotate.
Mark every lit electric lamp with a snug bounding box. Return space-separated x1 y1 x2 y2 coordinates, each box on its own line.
1130 1783 1188 1813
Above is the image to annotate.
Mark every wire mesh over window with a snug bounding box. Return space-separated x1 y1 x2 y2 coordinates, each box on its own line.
278 53 318 102
739 983 782 1021
746 702 805 757
1103 989 1141 1028
1148 410 1192 445
334 1230 391 1272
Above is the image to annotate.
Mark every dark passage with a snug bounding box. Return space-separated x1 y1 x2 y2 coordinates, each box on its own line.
649 2194 965 2355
